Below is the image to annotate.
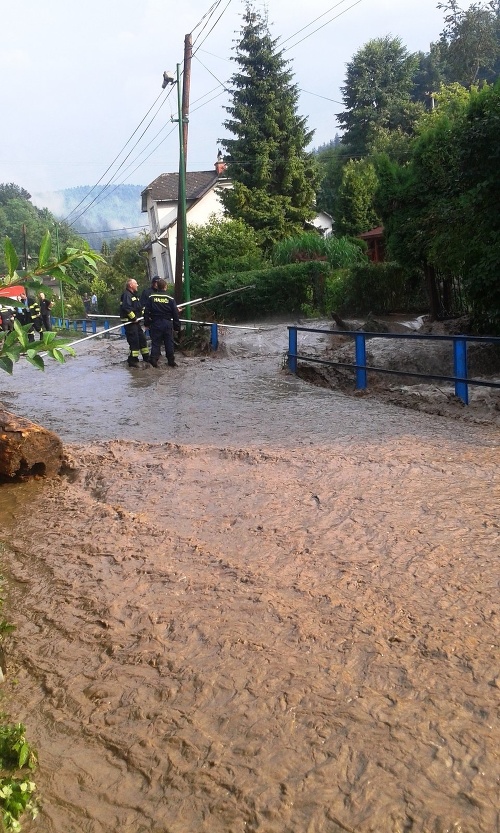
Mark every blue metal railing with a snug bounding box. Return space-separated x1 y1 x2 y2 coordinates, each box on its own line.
287 326 500 406
52 317 98 334
51 316 220 349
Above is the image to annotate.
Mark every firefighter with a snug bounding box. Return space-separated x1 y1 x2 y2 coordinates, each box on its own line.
143 278 180 368
119 279 150 367
140 275 160 311
38 292 53 332
0 300 15 332
27 295 43 341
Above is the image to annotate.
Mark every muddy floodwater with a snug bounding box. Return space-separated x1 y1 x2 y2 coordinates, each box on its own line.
0 322 498 833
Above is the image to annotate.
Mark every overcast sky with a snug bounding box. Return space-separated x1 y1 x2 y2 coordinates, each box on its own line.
1 0 446 209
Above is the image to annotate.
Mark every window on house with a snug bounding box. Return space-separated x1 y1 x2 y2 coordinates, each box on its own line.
161 249 171 283
149 206 158 234
151 256 158 276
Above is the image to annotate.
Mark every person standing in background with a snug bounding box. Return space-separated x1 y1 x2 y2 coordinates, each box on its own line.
27 295 42 341
39 292 53 332
91 292 98 313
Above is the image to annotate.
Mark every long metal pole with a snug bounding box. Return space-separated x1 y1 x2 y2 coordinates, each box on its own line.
176 62 191 335
174 34 192 305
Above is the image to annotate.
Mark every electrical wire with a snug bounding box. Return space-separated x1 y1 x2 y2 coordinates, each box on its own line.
193 54 230 91
279 0 353 47
71 124 179 224
299 88 344 105
192 0 223 36
192 0 233 54
283 0 366 52
78 225 149 235
67 87 177 228
61 89 168 225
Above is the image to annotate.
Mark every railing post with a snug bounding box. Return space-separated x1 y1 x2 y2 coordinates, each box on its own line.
82 320 87 334
453 337 469 405
354 333 367 390
92 319 97 334
288 327 298 373
210 323 218 350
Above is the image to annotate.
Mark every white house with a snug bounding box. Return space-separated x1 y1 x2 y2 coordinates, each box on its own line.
141 156 333 283
141 157 230 283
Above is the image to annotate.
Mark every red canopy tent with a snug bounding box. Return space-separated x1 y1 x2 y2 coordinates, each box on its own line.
0 285 27 299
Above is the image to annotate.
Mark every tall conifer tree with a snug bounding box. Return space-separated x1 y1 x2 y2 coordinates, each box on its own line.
220 4 319 249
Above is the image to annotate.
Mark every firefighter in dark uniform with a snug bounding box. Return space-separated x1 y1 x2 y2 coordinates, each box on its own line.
143 278 180 368
38 292 53 332
25 296 42 341
0 300 15 332
140 275 159 311
119 278 150 367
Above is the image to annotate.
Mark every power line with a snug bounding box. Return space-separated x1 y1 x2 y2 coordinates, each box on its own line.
67 87 177 228
193 54 230 91
62 89 168 225
80 124 179 217
280 0 354 47
78 225 149 235
283 0 366 52
192 0 233 53
192 0 223 36
299 88 344 105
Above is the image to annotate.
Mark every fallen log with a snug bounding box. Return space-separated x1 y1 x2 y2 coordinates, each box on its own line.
0 409 64 478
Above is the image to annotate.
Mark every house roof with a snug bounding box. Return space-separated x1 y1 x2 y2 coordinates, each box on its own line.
358 226 384 240
143 171 221 203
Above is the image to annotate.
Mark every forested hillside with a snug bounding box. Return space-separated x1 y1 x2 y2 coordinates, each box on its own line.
33 184 146 250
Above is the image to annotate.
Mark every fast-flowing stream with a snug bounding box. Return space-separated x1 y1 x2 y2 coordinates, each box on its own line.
0 322 498 833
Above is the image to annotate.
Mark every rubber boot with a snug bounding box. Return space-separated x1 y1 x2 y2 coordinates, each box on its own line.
128 356 140 367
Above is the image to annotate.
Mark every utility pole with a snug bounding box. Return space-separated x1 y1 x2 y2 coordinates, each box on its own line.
174 33 192 324
22 224 28 272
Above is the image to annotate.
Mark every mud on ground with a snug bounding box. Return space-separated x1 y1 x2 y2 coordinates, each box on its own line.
0 320 498 833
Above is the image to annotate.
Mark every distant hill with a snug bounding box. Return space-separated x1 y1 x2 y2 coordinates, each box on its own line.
32 184 148 250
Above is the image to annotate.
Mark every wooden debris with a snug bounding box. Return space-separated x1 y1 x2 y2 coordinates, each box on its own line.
0 409 64 478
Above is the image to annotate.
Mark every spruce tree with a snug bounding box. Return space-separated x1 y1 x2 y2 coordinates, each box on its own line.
220 4 319 250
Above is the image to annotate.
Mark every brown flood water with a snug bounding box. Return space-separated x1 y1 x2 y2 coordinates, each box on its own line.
0 322 499 833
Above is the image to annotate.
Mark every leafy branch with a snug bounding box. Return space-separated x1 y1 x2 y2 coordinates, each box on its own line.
1 232 104 375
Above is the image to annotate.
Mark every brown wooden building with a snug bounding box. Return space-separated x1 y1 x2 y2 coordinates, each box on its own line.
358 226 385 263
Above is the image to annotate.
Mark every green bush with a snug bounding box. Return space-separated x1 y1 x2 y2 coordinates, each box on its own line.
198 261 332 320
324 262 426 315
188 217 266 298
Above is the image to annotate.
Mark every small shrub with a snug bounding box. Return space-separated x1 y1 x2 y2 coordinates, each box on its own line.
272 232 327 265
